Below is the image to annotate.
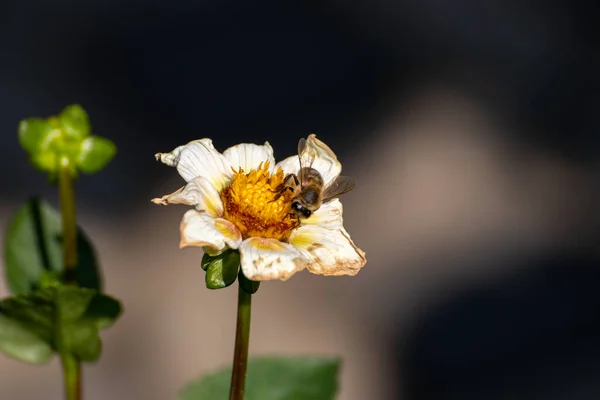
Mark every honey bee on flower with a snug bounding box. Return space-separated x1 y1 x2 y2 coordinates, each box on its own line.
151 134 366 281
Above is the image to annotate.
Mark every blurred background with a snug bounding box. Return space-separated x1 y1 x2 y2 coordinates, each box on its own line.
1 0 599 399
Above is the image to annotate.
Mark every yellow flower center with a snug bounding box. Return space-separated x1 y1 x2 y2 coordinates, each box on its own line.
220 161 299 241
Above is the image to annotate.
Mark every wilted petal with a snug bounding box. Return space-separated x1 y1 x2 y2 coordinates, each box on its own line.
223 142 275 173
300 134 342 188
289 225 366 276
151 176 223 217
301 198 343 229
180 210 242 252
155 139 232 190
239 237 308 281
274 155 300 176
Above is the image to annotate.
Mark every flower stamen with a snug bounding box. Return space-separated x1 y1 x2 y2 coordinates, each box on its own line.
220 161 299 241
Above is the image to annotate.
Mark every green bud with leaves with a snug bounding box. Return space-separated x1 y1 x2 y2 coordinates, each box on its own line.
18 104 116 178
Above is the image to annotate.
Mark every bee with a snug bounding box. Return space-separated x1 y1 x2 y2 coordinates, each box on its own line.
273 136 355 219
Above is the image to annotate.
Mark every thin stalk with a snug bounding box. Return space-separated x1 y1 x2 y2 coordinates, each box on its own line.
60 354 81 400
58 157 77 281
228 284 252 400
58 157 81 400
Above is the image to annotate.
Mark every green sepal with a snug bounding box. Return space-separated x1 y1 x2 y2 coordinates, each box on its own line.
0 285 122 364
76 136 117 174
3 198 102 295
201 252 213 271
178 356 341 400
58 104 91 140
203 250 240 289
201 250 235 272
238 269 260 294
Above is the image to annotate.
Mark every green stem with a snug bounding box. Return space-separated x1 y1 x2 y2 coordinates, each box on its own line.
229 283 252 400
58 157 82 400
58 157 77 281
61 355 81 400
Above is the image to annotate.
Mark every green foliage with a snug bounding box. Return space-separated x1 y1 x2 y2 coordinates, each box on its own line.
178 356 341 400
3 198 102 295
76 136 117 174
18 118 52 154
18 104 116 176
0 314 54 364
58 105 91 140
203 250 240 289
0 285 122 364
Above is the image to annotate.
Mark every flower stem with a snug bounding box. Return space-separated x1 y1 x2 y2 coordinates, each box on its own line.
58 157 82 400
229 283 252 400
58 157 77 282
61 354 81 400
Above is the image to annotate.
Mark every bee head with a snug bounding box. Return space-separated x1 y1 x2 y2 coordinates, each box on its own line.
292 201 312 219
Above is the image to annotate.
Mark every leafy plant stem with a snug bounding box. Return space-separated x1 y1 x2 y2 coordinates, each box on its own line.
58 157 82 400
61 354 81 400
228 283 252 400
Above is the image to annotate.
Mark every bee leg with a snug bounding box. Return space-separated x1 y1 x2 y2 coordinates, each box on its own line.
268 186 293 203
291 174 300 186
269 192 282 203
269 184 285 194
268 173 297 194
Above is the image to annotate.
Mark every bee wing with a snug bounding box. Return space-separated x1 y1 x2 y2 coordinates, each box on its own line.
298 137 307 156
322 175 356 202
297 137 316 186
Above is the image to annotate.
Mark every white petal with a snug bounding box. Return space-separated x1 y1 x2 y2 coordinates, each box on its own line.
301 198 343 229
223 142 275 173
239 237 308 281
155 139 233 191
300 134 342 188
289 225 366 276
274 155 300 176
151 176 224 217
179 210 242 252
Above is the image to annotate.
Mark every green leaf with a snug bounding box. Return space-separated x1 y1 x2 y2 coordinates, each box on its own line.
0 314 54 364
178 356 341 400
204 250 240 289
30 150 58 173
58 105 90 140
54 286 121 361
76 136 116 174
3 198 102 295
18 118 53 154
0 285 122 364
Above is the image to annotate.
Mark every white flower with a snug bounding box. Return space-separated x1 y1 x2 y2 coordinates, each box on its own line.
152 134 366 281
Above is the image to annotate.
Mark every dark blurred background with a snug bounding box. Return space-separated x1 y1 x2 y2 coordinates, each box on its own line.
1 1 599 399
